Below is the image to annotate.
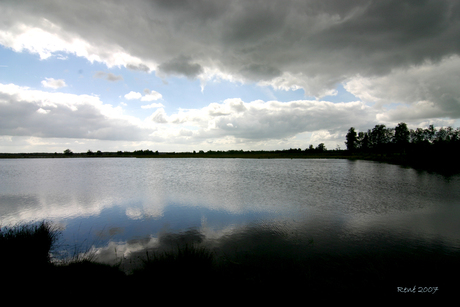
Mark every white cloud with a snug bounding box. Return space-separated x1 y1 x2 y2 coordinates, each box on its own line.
151 98 375 144
125 90 162 102
7 81 372 151
0 15 155 69
0 83 150 141
124 91 142 100
36 108 50 114
141 103 164 109
140 91 162 101
41 77 66 89
344 55 460 121
148 108 169 124
3 79 454 153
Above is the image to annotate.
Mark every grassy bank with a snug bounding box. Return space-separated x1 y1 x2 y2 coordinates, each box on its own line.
1 222 458 302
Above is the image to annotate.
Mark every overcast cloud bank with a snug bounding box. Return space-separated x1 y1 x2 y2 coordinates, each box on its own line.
1 0 460 152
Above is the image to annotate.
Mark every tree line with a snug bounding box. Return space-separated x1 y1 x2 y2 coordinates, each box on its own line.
345 123 460 155
59 147 331 157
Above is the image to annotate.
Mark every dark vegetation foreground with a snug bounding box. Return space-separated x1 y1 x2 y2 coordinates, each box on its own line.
1 221 458 303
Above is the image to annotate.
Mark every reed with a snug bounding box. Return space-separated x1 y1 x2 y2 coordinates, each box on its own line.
0 221 60 268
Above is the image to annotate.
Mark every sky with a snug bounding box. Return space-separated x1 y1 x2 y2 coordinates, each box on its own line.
1 0 460 153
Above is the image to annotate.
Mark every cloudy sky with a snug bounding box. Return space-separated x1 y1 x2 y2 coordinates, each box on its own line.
1 0 460 153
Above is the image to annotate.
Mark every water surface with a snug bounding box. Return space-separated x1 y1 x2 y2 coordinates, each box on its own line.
1 158 459 270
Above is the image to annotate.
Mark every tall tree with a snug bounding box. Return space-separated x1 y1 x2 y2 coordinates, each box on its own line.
345 127 357 152
370 125 390 150
425 125 436 143
356 131 369 151
410 128 424 144
394 122 410 152
316 143 326 152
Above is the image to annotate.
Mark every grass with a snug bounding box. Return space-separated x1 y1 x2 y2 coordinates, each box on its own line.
0 221 60 270
1 221 458 302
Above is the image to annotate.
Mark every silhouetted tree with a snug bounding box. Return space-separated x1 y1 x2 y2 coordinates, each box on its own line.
425 125 436 144
394 122 410 152
356 131 369 151
133 149 155 155
369 125 393 152
434 127 449 144
63 149 73 156
345 127 357 152
410 128 429 145
316 143 326 152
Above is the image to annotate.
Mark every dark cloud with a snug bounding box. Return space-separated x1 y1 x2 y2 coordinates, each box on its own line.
306 0 460 74
157 56 204 79
126 63 150 72
150 0 229 20
221 1 288 45
4 0 460 89
239 64 282 81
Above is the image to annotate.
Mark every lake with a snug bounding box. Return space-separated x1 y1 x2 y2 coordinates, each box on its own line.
1 157 460 273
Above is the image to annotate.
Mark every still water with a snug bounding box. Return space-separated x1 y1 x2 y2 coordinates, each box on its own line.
1 158 460 270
